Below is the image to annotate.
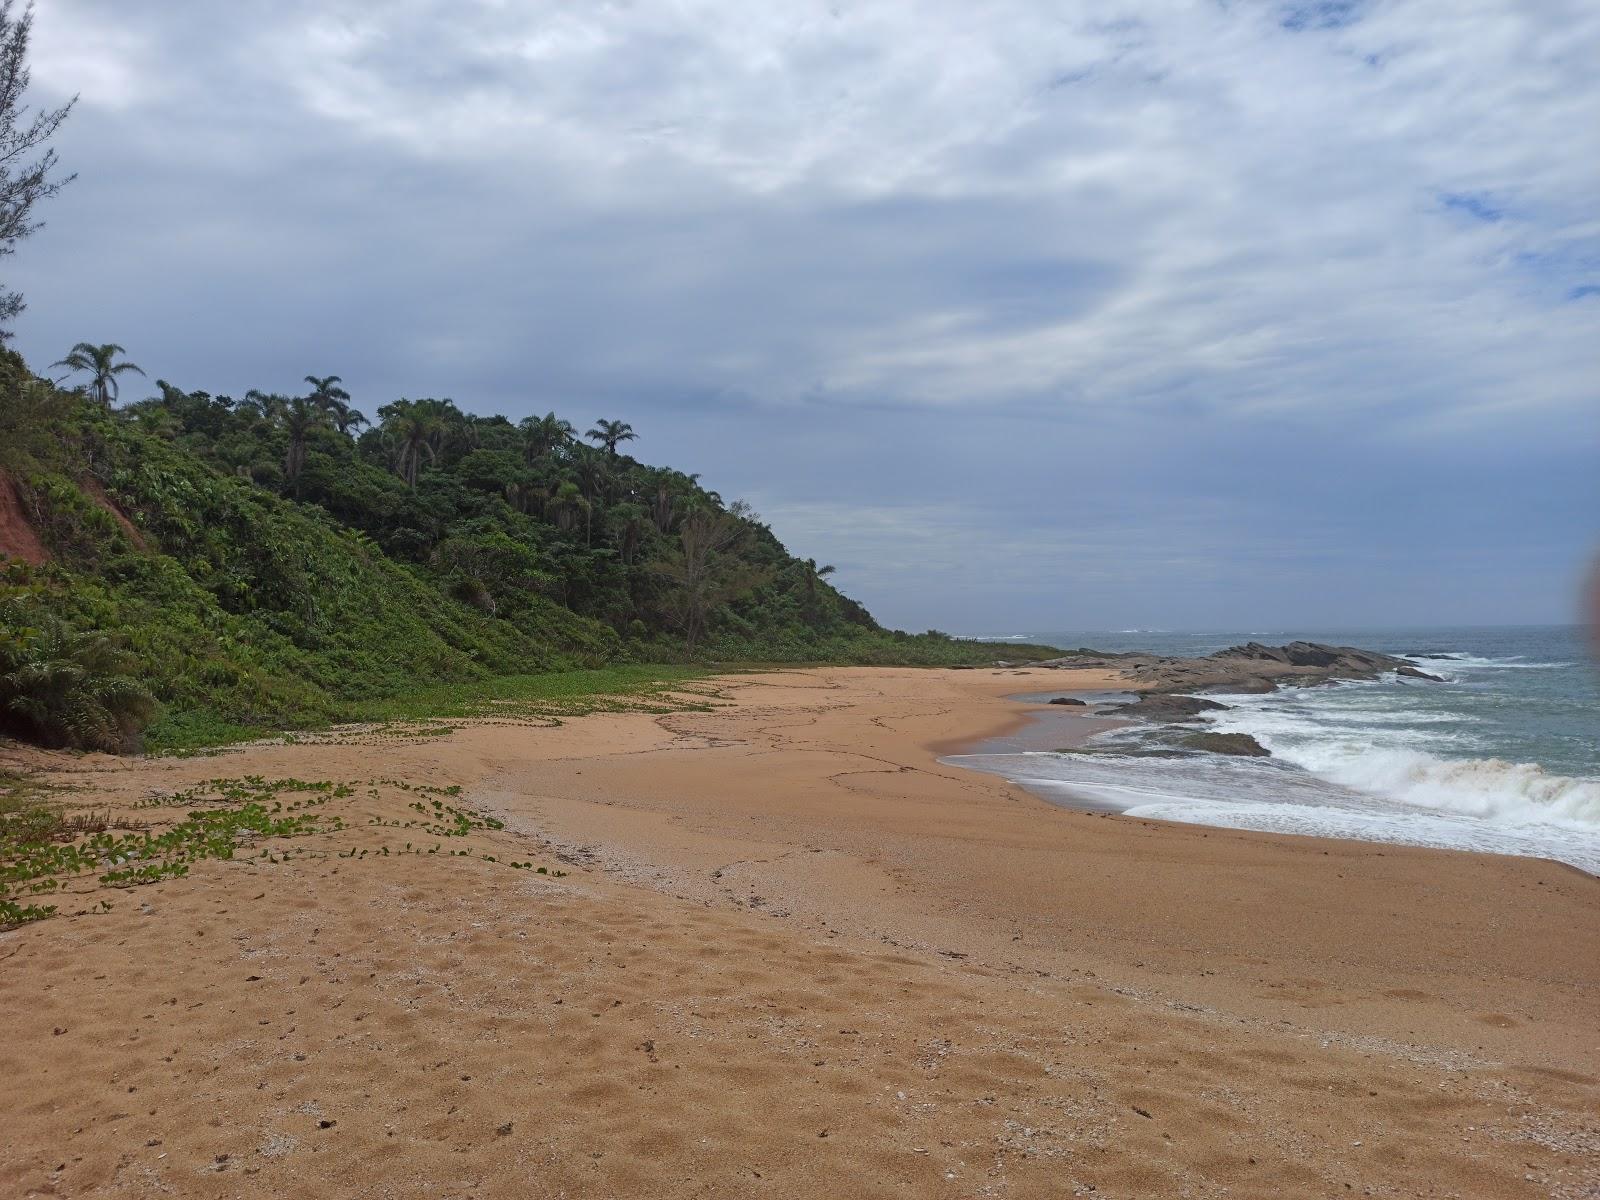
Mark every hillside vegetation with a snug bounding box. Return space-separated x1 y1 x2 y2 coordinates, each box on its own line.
0 350 1057 751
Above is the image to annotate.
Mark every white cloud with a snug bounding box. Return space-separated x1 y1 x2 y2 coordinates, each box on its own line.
9 0 1597 626
138 0 1591 426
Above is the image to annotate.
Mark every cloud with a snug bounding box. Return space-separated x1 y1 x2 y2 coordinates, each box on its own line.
8 0 1598 628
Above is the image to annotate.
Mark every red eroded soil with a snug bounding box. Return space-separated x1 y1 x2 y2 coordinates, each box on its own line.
80 476 147 549
0 469 49 564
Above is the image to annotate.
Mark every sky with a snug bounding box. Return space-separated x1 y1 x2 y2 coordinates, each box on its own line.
8 0 1599 633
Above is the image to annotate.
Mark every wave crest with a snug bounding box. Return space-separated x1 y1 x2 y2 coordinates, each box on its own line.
1295 745 1600 828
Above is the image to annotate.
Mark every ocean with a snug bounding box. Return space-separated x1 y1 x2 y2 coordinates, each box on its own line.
944 625 1600 874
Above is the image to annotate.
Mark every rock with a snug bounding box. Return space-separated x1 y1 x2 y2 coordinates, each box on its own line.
1011 640 1435 698
1181 732 1270 757
1205 677 1278 694
1213 641 1396 672
1109 694 1230 720
1396 665 1443 681
1047 696 1087 706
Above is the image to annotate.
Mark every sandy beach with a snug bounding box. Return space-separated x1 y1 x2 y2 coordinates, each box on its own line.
3 666 1596 1198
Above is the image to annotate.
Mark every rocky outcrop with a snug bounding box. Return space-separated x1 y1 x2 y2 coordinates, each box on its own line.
1107 694 1230 720
1026 641 1425 698
1046 696 1087 706
1181 732 1270 757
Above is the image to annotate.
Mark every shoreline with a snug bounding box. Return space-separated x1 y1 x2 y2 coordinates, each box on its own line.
944 671 1600 878
913 666 1137 756
4 666 1596 1198
933 681 1140 814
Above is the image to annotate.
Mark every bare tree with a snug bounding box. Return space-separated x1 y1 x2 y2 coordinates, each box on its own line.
0 1 76 336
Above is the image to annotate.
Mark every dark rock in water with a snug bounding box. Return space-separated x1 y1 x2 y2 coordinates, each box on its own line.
1203 677 1278 694
1181 732 1270 757
1396 665 1443 682
1213 641 1398 672
1110 694 1230 720
1407 651 1458 659
1047 696 1088 706
1023 640 1435 697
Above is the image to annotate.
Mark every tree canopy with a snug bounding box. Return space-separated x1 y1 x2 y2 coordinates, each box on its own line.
0 346 1059 751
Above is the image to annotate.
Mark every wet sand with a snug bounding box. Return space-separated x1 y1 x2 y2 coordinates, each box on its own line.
3 666 1596 1198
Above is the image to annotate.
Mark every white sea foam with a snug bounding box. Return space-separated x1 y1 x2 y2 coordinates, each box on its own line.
1278 744 1600 827
1405 653 1573 672
1200 682 1600 831
944 747 1600 874
1115 796 1600 873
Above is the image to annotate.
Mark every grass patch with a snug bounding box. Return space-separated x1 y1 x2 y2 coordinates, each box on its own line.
145 663 719 753
347 663 718 722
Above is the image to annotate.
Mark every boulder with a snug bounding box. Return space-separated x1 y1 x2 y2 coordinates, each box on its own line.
1396 665 1443 682
1047 696 1088 706
1110 694 1230 720
1181 732 1270 757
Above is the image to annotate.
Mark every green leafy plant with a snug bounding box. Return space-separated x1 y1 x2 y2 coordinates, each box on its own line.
0 608 155 751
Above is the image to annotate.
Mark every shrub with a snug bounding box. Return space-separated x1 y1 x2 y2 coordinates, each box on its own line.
0 609 156 751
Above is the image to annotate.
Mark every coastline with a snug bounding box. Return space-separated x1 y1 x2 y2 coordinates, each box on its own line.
933 678 1139 813
918 666 1136 757
3 666 1596 1198
948 654 1600 877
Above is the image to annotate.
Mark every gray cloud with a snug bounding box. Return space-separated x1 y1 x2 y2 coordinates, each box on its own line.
8 0 1598 630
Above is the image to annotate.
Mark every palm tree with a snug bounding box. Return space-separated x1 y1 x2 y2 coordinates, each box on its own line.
608 502 649 565
378 398 457 488
518 411 573 464
503 479 547 516
571 444 611 500
253 392 328 494
51 342 145 408
304 374 348 406
800 559 836 594
647 469 701 533
550 480 591 538
586 418 637 458
798 558 837 624
305 374 365 435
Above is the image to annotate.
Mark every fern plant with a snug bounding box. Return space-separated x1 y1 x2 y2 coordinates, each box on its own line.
0 611 155 751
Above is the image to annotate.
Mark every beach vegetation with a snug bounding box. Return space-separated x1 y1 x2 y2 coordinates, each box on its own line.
0 339 1059 753
1 771 574 929
0 606 155 751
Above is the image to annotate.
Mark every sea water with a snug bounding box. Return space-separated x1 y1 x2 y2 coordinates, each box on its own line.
945 626 1600 874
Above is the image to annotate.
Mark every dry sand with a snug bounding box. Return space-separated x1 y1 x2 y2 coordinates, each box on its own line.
3 666 1596 1198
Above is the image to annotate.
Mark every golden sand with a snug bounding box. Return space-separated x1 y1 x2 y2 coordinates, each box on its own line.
3 667 1595 1198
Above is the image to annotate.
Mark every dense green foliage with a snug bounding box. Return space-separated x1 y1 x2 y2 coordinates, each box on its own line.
0 348 1057 750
